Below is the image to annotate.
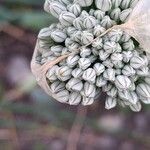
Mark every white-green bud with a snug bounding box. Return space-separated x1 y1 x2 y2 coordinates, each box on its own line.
67 3 81 16
82 68 96 84
92 48 99 56
94 63 105 76
46 65 59 82
120 0 130 9
66 54 80 68
118 90 138 104
94 10 105 20
80 10 89 19
145 77 150 85
96 76 107 87
59 11 76 26
94 25 106 37
129 102 142 112
99 50 110 61
38 27 52 40
65 38 74 47
122 39 135 51
105 97 117 110
103 68 116 81
107 87 117 97
111 9 121 22
49 2 67 18
89 9 95 16
115 43 122 52
115 75 131 90
92 38 103 49
51 30 67 43
71 31 82 43
80 47 91 57
103 41 117 53
103 84 113 92
101 16 116 29
56 90 69 103
103 59 114 68
83 16 97 29
88 55 98 63
78 58 91 70
56 66 72 81
72 68 83 78
136 84 150 102
69 92 82 105
81 31 94 45
137 67 149 77
108 29 123 42
61 47 70 55
58 0 71 5
122 51 133 63
120 8 132 22
111 53 123 65
51 45 63 56
83 82 96 97
115 69 122 75
67 27 77 36
50 81 65 93
73 17 83 30
130 55 146 69
95 0 112 12
66 78 83 92
122 65 136 76
68 42 80 52
75 0 93 7
82 97 94 106
120 32 131 43
111 0 122 8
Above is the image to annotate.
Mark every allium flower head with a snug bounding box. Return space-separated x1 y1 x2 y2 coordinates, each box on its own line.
32 0 150 112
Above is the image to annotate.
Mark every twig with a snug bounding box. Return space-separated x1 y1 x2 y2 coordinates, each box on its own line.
66 106 87 150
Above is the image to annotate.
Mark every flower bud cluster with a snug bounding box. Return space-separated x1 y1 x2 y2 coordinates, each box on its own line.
35 0 150 111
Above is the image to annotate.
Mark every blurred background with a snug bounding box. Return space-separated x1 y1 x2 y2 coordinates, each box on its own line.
0 0 150 150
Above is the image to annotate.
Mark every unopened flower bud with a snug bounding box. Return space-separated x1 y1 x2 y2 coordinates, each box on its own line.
56 66 72 81
67 3 81 16
82 97 94 106
50 81 65 93
49 2 66 18
115 75 131 90
78 58 91 70
66 54 80 68
96 76 107 87
81 31 94 45
105 97 117 110
69 92 82 105
95 0 112 12
82 68 96 84
51 29 67 43
66 78 83 92
72 68 83 78
122 65 136 76
94 10 105 20
76 0 93 7
59 11 76 26
83 82 96 97
120 8 132 22
56 90 69 103
83 16 97 29
94 63 105 76
103 68 116 81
